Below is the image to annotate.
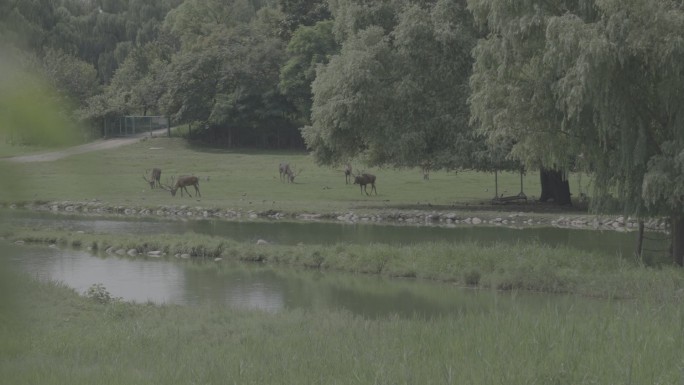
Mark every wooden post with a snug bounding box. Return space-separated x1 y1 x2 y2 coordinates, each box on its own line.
636 220 644 262
494 170 498 198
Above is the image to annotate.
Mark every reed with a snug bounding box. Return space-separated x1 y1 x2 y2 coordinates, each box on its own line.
1 276 682 385
9 229 684 300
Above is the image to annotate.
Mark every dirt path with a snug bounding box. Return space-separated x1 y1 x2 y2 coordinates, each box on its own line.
6 129 168 163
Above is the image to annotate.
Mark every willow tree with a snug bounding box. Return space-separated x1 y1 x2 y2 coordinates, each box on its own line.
302 0 478 171
468 0 684 264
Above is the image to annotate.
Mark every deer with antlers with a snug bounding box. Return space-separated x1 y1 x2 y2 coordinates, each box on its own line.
142 168 162 189
353 172 377 195
279 163 302 183
162 175 201 198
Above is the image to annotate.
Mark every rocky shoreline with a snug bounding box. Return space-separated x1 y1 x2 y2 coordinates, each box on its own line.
3 200 669 233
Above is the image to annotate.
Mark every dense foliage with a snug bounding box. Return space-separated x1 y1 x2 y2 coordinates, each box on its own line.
467 0 684 263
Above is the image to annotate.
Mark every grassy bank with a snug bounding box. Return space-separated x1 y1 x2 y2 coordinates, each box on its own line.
2 136 592 217
1 272 682 384
9 228 684 299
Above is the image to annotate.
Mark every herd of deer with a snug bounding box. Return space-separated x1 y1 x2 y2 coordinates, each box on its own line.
142 162 377 198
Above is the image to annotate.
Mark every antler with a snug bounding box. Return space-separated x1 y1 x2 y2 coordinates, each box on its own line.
158 176 174 191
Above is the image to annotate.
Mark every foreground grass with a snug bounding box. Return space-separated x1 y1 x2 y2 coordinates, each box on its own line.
1 271 682 385
10 228 684 299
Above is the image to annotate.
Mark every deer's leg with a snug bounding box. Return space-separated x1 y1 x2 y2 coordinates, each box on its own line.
195 185 201 197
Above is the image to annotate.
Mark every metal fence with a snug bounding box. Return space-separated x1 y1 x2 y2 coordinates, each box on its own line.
103 116 169 137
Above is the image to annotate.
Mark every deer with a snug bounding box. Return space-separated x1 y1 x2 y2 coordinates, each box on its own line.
142 168 162 189
421 161 431 181
165 175 201 198
279 163 302 183
344 163 352 184
353 172 377 195
279 163 289 182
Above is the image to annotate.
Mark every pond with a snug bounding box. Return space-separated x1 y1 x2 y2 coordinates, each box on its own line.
3 209 662 259
3 210 667 318
5 242 604 319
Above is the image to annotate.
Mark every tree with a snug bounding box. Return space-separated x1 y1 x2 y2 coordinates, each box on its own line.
277 0 331 39
162 3 299 147
468 0 684 264
279 20 339 126
467 0 592 206
302 0 478 170
42 48 100 109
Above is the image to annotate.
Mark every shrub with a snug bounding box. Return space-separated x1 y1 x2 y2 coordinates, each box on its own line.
84 283 120 304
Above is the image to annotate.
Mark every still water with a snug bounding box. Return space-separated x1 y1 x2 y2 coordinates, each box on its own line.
3 210 650 317
6 242 599 318
4 210 648 256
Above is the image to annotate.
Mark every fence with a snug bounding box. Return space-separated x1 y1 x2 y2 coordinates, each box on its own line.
103 116 169 137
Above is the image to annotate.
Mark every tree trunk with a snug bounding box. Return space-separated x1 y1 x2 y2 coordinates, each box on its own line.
672 215 684 266
635 220 644 261
539 168 572 205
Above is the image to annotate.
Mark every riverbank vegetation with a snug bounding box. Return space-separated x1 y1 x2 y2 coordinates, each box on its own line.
1 269 682 384
8 228 683 300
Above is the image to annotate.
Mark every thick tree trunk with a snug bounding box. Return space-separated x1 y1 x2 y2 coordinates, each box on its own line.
672 215 684 266
539 168 572 205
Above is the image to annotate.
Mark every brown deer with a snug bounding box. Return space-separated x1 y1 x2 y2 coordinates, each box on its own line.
168 175 201 197
279 163 302 183
421 161 431 181
353 173 377 195
279 163 289 182
344 163 352 184
142 168 162 189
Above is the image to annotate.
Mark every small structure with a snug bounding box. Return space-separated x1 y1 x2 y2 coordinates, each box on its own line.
491 169 527 204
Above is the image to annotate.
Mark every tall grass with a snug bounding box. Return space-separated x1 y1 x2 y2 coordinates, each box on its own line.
10 228 684 299
1 277 682 384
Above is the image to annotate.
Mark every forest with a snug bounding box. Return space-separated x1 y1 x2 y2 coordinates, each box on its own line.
1 0 684 264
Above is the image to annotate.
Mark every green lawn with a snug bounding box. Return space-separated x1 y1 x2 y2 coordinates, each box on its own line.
1 136 591 216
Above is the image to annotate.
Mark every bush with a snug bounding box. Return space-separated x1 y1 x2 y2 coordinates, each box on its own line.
84 283 120 304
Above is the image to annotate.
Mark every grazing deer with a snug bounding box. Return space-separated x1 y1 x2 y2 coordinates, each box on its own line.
279 163 302 183
279 163 289 182
421 161 431 180
142 168 162 189
344 163 352 184
168 175 201 198
353 173 377 195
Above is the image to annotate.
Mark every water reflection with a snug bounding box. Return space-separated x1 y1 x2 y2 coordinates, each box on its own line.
4 242 596 318
3 209 655 258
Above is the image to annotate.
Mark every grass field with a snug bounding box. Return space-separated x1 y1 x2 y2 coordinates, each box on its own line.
1 135 592 217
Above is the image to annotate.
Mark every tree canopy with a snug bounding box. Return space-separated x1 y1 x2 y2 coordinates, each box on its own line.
302 0 480 169
468 0 684 262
